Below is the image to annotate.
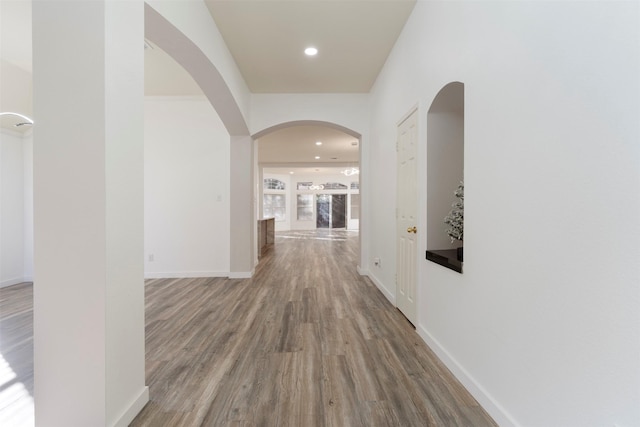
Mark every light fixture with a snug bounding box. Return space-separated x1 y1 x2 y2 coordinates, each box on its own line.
341 167 359 176
289 171 294 174
315 141 322 146
304 47 318 56
314 156 320 160
0 112 34 126
309 184 325 190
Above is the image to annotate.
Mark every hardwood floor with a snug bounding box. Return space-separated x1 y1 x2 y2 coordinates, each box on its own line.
0 282 34 427
132 230 496 426
0 230 497 426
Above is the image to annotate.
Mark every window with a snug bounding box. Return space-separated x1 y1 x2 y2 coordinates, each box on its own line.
297 182 313 190
263 194 286 221
322 182 347 190
297 194 313 221
350 194 360 220
350 182 359 190
264 178 286 190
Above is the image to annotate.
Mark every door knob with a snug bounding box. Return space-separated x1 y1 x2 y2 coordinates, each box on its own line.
407 226 417 233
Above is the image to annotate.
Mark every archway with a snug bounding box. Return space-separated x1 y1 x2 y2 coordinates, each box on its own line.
253 120 363 268
426 81 465 271
144 3 253 277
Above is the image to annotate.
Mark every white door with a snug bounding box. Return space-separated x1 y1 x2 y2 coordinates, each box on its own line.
396 109 418 325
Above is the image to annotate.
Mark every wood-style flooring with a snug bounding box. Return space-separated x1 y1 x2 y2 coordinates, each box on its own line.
132 230 496 426
0 281 34 427
0 229 497 426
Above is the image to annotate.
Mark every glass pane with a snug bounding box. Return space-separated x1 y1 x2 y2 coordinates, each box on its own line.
264 178 286 190
273 207 286 221
264 194 286 221
322 182 348 190
297 194 313 220
297 182 313 190
350 194 360 220
350 182 359 190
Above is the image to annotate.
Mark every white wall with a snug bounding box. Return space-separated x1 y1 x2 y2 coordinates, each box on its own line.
368 2 639 427
250 94 369 136
0 130 25 287
22 132 33 281
144 96 230 278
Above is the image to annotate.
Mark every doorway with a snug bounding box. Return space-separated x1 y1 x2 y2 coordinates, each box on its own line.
396 108 418 325
316 194 347 229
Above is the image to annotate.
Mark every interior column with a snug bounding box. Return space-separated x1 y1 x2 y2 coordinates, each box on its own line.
230 135 255 277
32 1 147 425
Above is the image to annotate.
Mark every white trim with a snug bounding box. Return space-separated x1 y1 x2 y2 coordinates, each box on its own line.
144 95 208 101
111 386 149 427
417 325 520 427
228 271 253 279
365 272 395 305
144 271 228 279
396 103 419 127
0 277 30 289
0 127 29 138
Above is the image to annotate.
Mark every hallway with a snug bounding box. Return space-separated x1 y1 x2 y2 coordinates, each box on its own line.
132 230 496 426
0 230 496 426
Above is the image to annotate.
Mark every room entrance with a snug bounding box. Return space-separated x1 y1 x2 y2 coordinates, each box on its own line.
316 194 347 229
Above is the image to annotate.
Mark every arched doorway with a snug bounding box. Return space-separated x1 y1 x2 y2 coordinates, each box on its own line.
253 120 362 267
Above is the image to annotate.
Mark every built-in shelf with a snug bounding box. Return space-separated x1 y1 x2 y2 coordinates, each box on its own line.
426 249 462 273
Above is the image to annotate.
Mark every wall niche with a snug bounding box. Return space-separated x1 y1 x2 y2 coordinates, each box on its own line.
426 82 464 273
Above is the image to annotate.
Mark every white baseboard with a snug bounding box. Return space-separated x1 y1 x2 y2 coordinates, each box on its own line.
144 271 228 279
0 277 31 289
365 271 395 305
417 325 520 427
228 270 253 279
144 270 254 280
112 386 149 427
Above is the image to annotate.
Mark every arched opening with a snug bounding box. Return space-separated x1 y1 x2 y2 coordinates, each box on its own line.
144 3 254 277
426 82 465 272
144 4 248 136
253 120 362 266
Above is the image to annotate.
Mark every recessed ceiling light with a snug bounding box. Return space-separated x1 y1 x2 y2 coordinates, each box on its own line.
305 47 318 56
315 141 322 146
289 171 294 174
314 156 320 160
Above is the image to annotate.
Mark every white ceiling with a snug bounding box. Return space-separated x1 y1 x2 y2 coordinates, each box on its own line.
258 124 359 176
1 0 416 174
204 0 416 93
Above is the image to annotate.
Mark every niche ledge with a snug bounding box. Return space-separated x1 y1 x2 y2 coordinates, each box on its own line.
426 249 462 273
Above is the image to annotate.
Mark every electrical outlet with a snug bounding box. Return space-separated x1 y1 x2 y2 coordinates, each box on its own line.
148 254 154 262
373 257 380 267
